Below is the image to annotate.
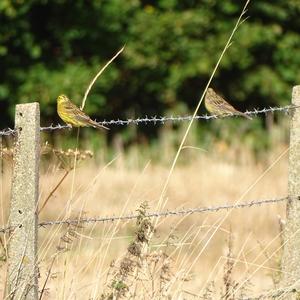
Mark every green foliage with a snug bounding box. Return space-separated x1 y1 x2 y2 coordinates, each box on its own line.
1 0 299 149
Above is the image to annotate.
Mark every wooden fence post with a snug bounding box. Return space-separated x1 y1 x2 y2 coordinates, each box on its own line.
6 103 40 299
281 86 300 293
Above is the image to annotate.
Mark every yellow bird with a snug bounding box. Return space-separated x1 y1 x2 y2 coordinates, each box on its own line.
205 88 252 120
57 95 109 130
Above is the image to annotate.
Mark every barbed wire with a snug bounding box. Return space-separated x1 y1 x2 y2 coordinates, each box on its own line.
0 105 298 137
38 196 289 228
0 128 16 136
0 196 288 234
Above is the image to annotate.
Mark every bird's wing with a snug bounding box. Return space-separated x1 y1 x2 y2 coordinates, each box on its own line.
63 101 78 111
214 94 238 112
65 101 91 122
75 113 91 123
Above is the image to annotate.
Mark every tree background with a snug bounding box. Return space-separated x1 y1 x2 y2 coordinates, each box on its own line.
1 0 300 149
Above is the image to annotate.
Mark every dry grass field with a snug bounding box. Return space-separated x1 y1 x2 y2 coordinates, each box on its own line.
0 137 289 299
2 1 299 298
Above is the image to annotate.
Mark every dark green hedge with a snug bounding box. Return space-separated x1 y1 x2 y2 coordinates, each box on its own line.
1 0 299 138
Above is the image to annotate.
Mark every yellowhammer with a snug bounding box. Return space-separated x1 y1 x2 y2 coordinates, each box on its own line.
57 95 109 130
205 88 252 120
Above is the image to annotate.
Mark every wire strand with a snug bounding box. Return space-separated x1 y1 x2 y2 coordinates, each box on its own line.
0 105 297 136
0 196 288 234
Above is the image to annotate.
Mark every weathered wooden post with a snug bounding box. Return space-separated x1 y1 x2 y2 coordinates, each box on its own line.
6 103 40 299
281 86 300 295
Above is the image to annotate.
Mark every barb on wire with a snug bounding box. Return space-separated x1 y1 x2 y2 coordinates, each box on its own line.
0 196 288 234
0 105 298 137
40 124 70 132
0 128 16 136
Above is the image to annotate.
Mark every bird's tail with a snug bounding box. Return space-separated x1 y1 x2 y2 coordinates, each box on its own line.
89 119 109 130
236 111 252 120
240 112 252 120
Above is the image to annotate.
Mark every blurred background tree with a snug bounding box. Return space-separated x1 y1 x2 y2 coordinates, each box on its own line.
1 0 300 150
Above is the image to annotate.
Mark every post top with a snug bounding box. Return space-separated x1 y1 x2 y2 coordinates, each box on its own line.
16 102 39 108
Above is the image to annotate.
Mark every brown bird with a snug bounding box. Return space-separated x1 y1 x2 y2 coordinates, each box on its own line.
205 88 252 120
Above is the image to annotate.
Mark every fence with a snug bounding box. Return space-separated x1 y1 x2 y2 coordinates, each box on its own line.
0 86 300 299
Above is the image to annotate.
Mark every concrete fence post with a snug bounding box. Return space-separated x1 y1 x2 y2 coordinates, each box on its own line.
6 103 40 299
281 86 300 295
